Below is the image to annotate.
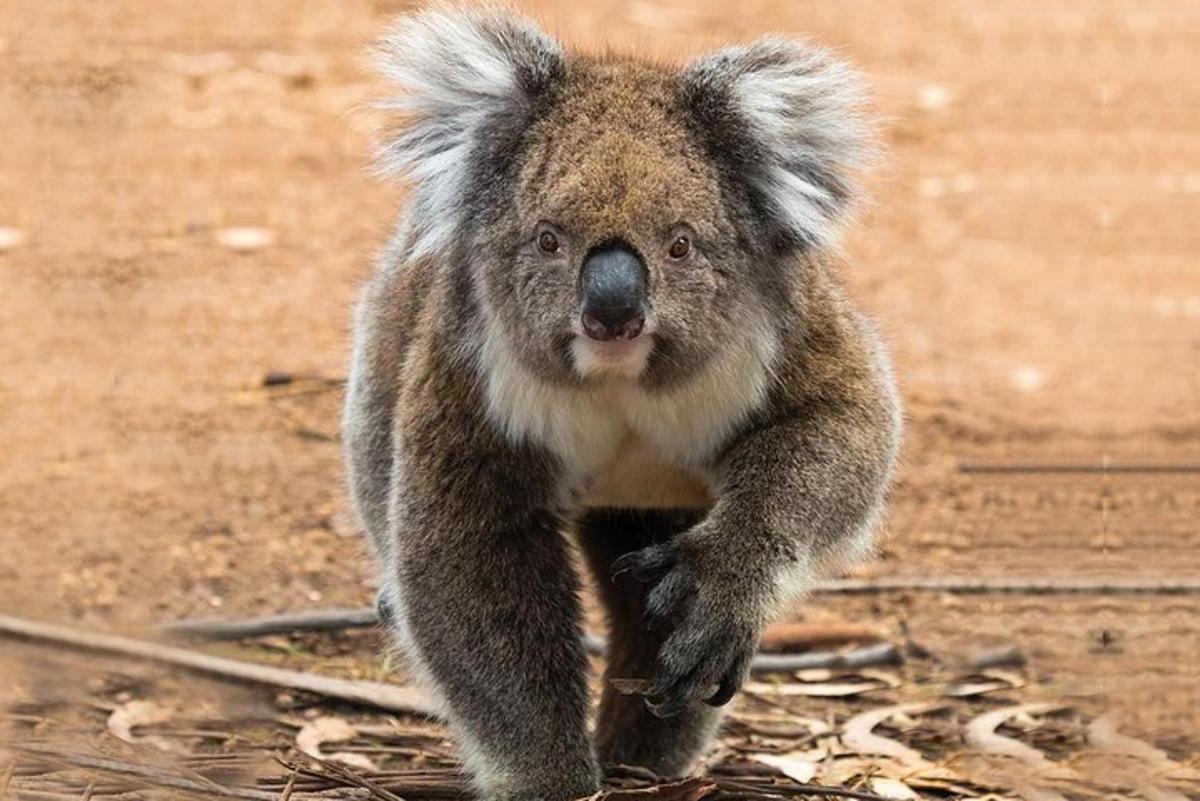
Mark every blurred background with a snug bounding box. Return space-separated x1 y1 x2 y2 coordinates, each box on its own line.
1 1 1198 797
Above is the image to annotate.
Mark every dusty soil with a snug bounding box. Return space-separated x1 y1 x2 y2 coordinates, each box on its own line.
2 0 1198 793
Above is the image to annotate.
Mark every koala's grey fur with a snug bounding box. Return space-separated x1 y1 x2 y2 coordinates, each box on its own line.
344 8 901 800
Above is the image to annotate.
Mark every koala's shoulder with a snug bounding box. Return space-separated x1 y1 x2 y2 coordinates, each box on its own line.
763 257 899 425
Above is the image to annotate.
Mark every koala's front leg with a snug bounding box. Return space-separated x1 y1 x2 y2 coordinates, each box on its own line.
616 393 900 717
389 447 598 800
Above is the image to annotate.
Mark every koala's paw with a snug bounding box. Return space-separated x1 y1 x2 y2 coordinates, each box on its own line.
612 540 760 718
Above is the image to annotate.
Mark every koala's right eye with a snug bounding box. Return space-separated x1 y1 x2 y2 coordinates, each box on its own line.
537 230 560 255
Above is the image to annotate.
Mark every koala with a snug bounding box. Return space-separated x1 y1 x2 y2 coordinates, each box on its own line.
344 8 901 801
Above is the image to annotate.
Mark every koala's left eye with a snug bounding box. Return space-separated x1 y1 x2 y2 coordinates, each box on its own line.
538 230 560 254
668 235 691 260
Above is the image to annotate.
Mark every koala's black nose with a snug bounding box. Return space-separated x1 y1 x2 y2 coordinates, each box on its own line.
580 243 647 341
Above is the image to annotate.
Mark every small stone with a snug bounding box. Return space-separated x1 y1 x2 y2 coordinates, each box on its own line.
916 83 954 112
216 226 274 253
262 370 294 387
0 226 26 251
1011 365 1045 393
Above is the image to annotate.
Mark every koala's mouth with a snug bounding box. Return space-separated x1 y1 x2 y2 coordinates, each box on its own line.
570 335 654 380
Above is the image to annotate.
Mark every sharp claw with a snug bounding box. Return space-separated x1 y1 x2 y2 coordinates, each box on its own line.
611 547 673 583
704 654 749 707
610 552 641 580
704 677 738 707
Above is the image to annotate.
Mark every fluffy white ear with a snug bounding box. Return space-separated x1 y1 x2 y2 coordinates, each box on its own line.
374 7 563 257
684 38 875 249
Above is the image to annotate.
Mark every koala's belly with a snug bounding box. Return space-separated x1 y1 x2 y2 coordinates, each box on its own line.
580 436 714 510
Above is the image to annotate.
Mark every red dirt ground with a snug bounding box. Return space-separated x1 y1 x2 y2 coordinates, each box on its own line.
2 0 1198 777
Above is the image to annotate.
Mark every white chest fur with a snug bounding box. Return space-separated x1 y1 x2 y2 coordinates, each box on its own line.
479 325 779 510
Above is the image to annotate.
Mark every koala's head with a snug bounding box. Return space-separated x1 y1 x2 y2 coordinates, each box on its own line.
375 8 873 388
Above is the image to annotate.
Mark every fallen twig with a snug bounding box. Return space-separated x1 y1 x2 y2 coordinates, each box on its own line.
0 613 435 717
161 607 379 640
270 757 465 799
11 744 276 800
816 576 1200 595
280 770 298 801
261 372 345 388
959 461 1200 475
161 576 1200 646
757 622 880 652
748 642 900 673
163 610 900 675
966 644 1027 670
311 759 406 801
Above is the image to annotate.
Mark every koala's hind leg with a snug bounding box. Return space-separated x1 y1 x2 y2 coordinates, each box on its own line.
578 508 724 778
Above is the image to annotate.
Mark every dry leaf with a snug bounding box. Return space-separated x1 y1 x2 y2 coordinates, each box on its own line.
906 769 1002 796
964 703 1063 766
296 716 378 772
841 703 941 767
735 714 832 738
107 700 174 751
752 752 818 782
744 679 884 697
869 777 921 799
819 755 904 786
944 680 1012 698
858 669 904 689
980 669 1026 687
1086 714 1179 769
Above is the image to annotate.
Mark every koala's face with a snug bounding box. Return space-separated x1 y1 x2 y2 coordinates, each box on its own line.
376 11 871 388
483 64 756 387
